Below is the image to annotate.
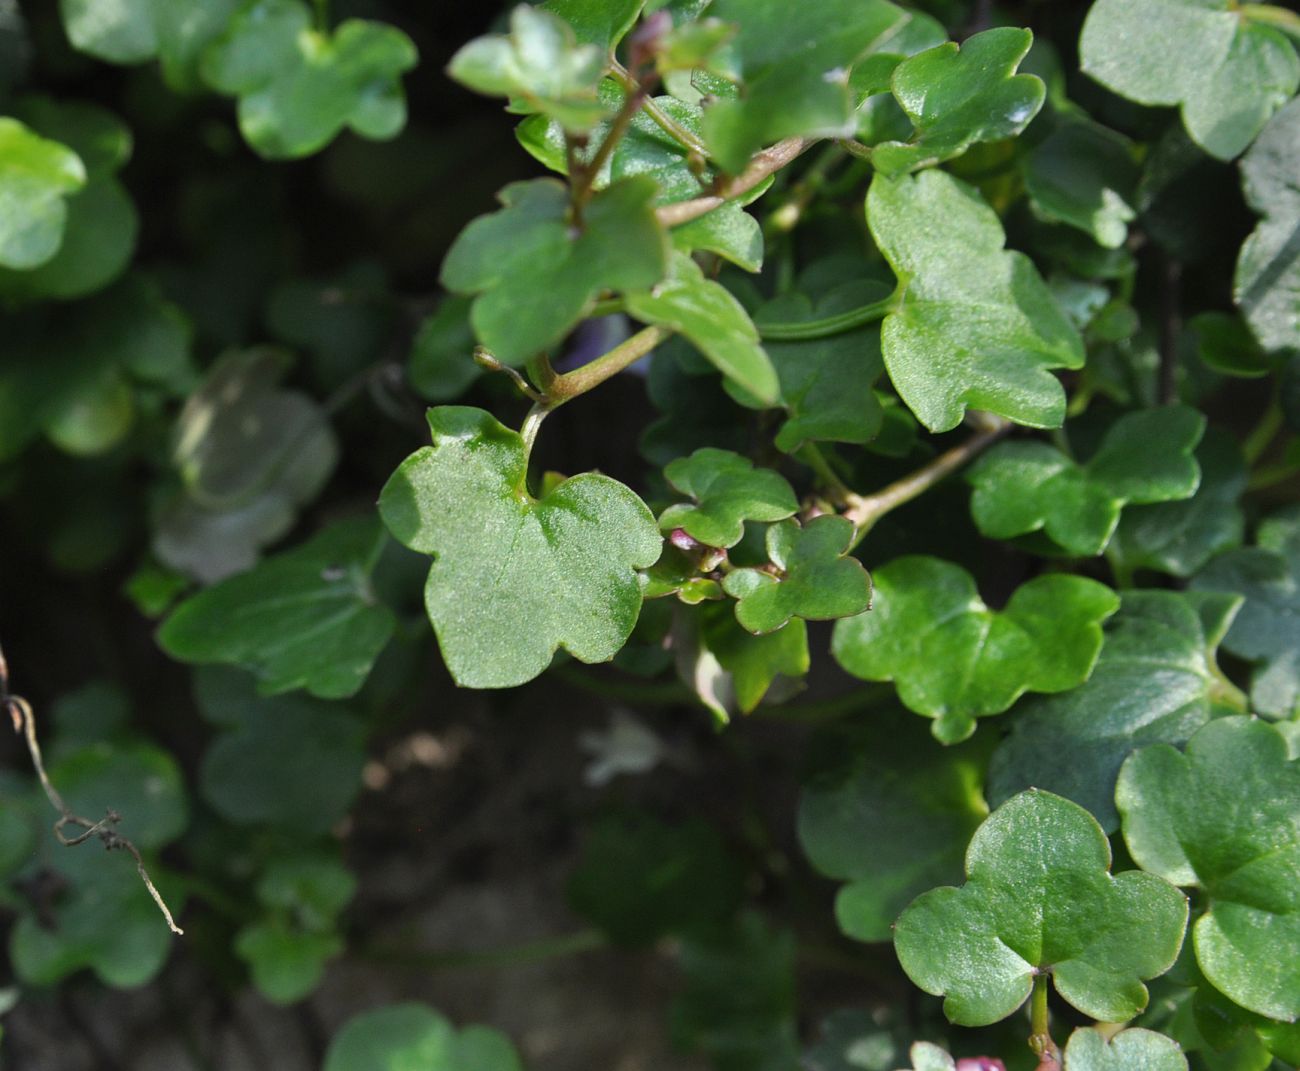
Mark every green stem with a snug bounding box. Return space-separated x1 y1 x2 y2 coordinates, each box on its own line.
311 0 329 31
845 417 1010 549
520 403 548 463
1243 398 1282 465
575 89 645 208
799 443 855 505
362 929 606 971
587 296 625 319
546 325 670 405
758 292 898 341
1030 973 1054 1052
657 137 810 228
609 60 709 157
1105 547 1135 590
1248 459 1300 491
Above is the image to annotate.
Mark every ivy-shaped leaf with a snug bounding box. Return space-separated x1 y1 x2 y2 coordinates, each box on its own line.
967 406 1206 557
1064 1028 1188 1071
1117 717 1300 1021
1192 506 1300 717
894 789 1188 1027
449 5 608 133
988 590 1246 833
658 447 797 548
700 0 911 173
441 176 667 365
380 406 662 688
1023 118 1141 250
59 0 241 89
1110 431 1247 579
1081 0 1299 161
0 117 84 270
324 1004 523 1071
798 711 989 942
871 28 1044 176
157 517 396 700
200 0 417 159
833 557 1119 744
722 516 872 634
626 252 778 403
868 169 1084 432
1234 96 1300 356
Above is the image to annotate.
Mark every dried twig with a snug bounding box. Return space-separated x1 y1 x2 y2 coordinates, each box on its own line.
1 641 183 935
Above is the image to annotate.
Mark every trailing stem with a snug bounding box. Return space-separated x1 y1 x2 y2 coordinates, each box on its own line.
0 641 183 935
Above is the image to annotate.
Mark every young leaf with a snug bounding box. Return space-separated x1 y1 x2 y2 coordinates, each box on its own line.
1234 96 1300 356
157 517 396 700
798 712 989 942
1063 1028 1188 1071
1117 717 1300 1021
1192 506 1300 717
658 447 797 548
967 407 1206 557
324 1004 523 1071
380 406 663 688
722 516 873 634
700 0 911 173
1080 0 1299 161
448 5 608 133
868 170 1084 432
200 0 417 159
1110 431 1247 578
988 590 1245 833
833 558 1119 744
0 118 84 270
625 253 778 403
1023 119 1140 250
441 177 667 365
894 789 1188 1027
871 28 1045 176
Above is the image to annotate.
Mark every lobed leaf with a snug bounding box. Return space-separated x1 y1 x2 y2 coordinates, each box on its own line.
658 447 797 548
833 557 1119 744
1063 1028 1188 1071
894 789 1188 1027
1117 717 1300 1021
868 170 1084 432
380 406 663 688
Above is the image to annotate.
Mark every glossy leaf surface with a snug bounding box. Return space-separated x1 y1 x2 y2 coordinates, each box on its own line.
894 790 1188 1027
833 557 1119 743
380 406 662 688
869 170 1084 432
658 447 797 548
1117 717 1300 1021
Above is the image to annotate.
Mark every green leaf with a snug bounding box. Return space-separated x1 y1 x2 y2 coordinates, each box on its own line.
894 789 1188 1027
0 117 84 270
988 590 1245 833
1024 118 1140 250
871 28 1044 176
541 0 644 51
967 406 1206 557
409 294 481 401
568 811 745 944
158 517 396 700
868 169 1084 432
1080 0 1299 161
1192 507 1300 717
1117 717 1300 1021
671 912 800 1071
324 1004 523 1071
1188 312 1273 378
449 5 608 133
658 447 797 548
833 558 1119 744
200 0 417 159
380 406 662 688
1064 1028 1188 1071
10 848 183 988
1110 431 1247 578
798 711 989 942
749 284 887 452
700 0 911 173
48 740 188 851
722 516 872 634
235 921 343 1005
1234 96 1300 356
441 177 668 365
0 100 136 301
626 252 778 403
700 604 808 714
196 670 366 835
153 348 337 583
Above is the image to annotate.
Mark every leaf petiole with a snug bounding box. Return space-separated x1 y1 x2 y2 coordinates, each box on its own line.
758 291 899 340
